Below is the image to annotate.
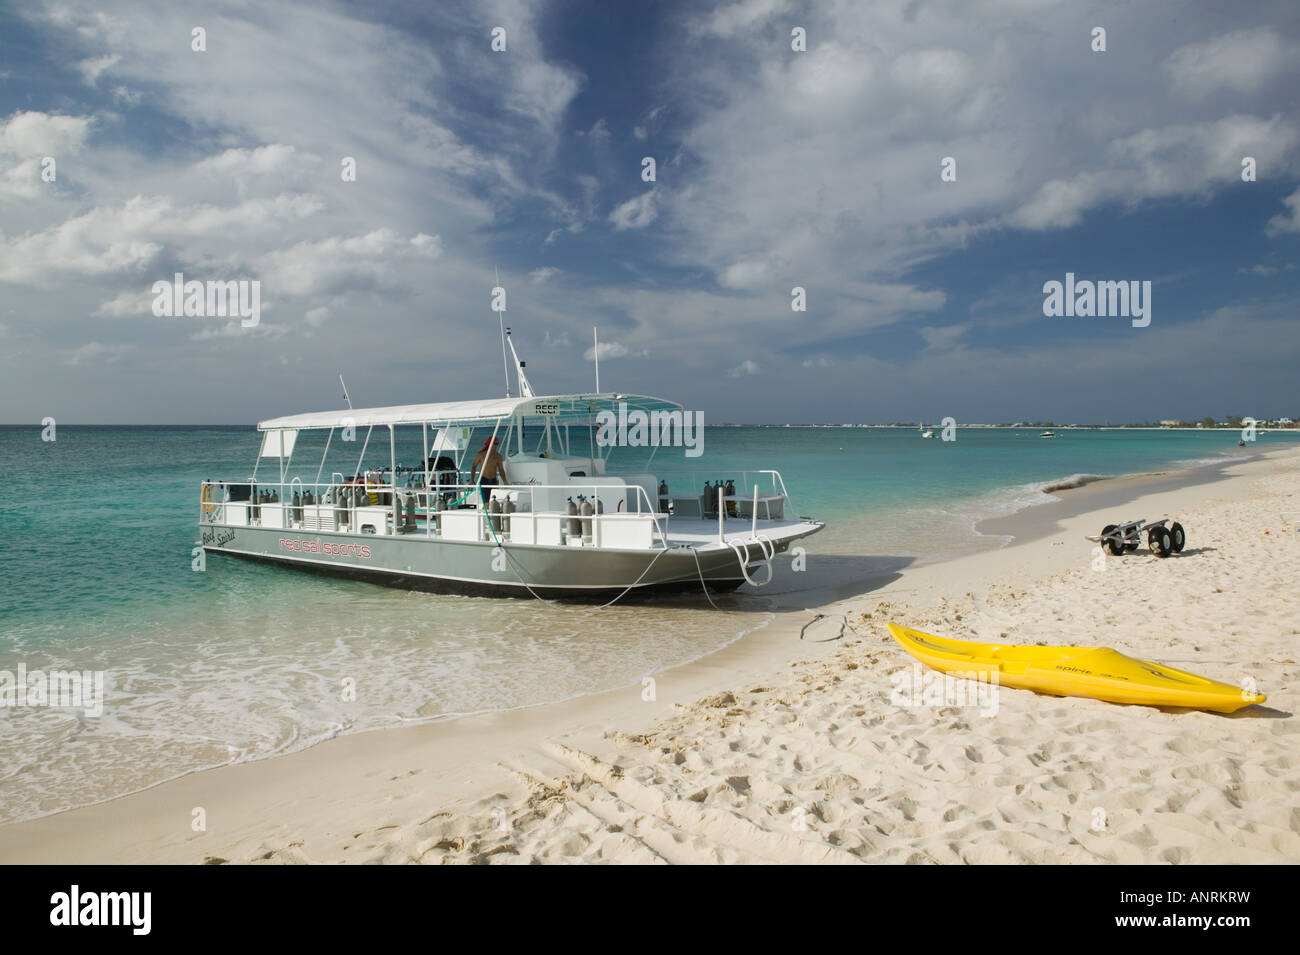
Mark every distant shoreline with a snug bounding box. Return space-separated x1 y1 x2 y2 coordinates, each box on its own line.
3 423 1297 431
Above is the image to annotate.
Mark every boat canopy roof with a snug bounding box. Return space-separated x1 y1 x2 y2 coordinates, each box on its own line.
256 393 682 432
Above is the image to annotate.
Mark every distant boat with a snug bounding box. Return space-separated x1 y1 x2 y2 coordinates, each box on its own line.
1040 430 1056 438
919 424 934 438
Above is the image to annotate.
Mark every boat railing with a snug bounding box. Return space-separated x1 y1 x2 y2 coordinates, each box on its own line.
649 468 793 518
199 479 676 549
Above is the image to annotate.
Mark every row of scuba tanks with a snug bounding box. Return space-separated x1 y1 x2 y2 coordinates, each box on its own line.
654 479 740 518
250 487 281 519
703 479 740 518
267 478 744 534
271 486 377 524
482 493 599 543
485 495 520 537
560 495 600 543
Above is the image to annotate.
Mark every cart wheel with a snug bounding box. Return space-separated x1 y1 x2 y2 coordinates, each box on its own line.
1169 521 1186 553
1148 526 1172 557
1101 524 1124 556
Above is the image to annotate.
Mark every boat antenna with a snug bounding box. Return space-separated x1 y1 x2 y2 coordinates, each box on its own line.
593 326 600 394
339 374 353 410
505 327 535 397
495 265 510 398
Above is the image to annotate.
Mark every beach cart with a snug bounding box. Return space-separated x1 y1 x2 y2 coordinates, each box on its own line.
1087 518 1185 558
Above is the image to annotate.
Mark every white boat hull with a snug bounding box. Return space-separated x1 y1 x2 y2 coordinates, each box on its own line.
199 518 822 599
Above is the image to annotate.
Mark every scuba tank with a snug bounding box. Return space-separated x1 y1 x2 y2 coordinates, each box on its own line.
658 480 669 514
702 480 714 517
566 497 580 540
404 492 417 530
488 496 502 535
503 497 515 537
292 491 302 524
434 486 446 535
724 479 738 518
579 495 594 543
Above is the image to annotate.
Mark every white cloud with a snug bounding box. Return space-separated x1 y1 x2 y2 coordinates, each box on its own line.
76 54 119 86
655 2 1300 320
728 359 760 377
529 266 559 283
94 287 156 317
719 257 769 290
0 158 46 199
582 340 648 361
193 145 303 178
700 0 791 38
65 342 130 366
0 193 326 284
6 1 1300 425
632 105 665 140
1009 115 1299 230
918 324 968 351
0 110 92 155
1163 28 1294 99
583 118 611 146
1266 187 1300 236
0 1 590 422
258 229 441 296
189 321 289 341
609 191 657 230
110 85 141 106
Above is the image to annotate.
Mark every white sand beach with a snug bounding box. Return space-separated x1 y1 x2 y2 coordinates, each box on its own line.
2 448 1296 864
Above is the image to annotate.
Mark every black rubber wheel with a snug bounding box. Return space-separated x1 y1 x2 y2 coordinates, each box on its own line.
1101 524 1124 556
1148 526 1172 557
1169 521 1186 553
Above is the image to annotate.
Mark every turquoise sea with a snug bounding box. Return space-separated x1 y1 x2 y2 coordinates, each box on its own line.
0 423 1292 824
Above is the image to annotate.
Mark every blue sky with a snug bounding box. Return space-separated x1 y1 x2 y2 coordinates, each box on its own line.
1 0 1298 424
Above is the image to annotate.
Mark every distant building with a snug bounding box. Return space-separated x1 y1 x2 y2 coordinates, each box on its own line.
1159 419 1181 427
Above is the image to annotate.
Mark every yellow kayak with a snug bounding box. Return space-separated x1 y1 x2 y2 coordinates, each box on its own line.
887 623 1266 713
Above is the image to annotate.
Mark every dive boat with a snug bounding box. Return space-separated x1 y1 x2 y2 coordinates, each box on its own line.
198 392 823 600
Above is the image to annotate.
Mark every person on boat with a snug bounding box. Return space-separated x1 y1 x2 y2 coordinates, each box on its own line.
471 436 509 492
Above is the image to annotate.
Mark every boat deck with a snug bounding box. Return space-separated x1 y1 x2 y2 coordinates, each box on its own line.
660 517 821 550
